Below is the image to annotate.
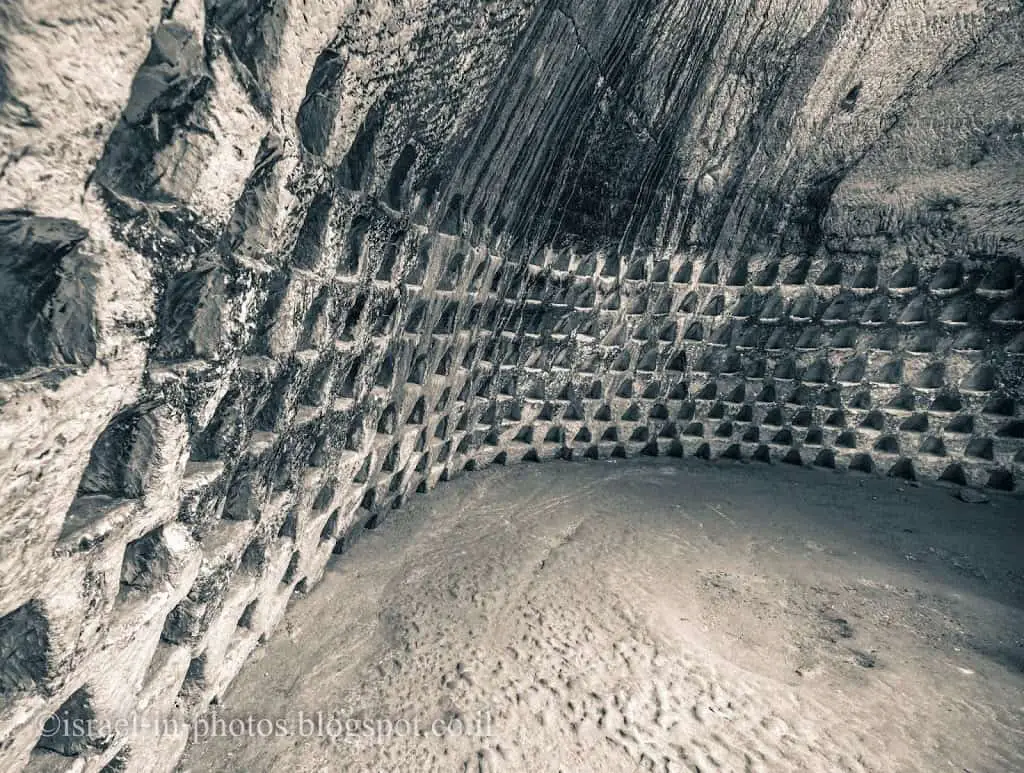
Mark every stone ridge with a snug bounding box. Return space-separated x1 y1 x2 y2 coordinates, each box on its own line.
0 0 1022 771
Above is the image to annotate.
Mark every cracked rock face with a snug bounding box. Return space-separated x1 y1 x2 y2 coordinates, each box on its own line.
0 1 1022 771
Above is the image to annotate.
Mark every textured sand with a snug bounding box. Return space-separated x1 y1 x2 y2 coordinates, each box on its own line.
179 459 1024 773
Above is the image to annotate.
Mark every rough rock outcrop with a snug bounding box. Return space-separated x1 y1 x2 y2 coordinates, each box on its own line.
0 1 1022 771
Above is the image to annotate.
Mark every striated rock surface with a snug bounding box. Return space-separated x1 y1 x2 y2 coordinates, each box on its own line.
0 1 1022 771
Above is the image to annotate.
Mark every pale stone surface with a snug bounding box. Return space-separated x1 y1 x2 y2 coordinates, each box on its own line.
181 459 1024 773
0 1 1022 771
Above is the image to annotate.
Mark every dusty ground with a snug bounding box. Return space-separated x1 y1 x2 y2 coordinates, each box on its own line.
178 459 1024 773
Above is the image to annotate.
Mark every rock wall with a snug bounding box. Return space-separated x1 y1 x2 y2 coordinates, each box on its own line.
0 0 1021 771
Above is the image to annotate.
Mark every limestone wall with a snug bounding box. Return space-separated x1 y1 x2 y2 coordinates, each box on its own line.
0 1 1021 771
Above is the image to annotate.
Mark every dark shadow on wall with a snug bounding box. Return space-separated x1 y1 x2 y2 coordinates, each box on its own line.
205 0 290 115
0 210 97 378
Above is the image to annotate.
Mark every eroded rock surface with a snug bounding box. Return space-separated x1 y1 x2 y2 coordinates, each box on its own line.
179 459 1024 773
0 1 1022 771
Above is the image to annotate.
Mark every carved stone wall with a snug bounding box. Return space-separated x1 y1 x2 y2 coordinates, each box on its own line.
0 1 1021 771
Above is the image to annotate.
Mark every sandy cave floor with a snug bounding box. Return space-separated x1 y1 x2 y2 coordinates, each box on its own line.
178 459 1024 773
